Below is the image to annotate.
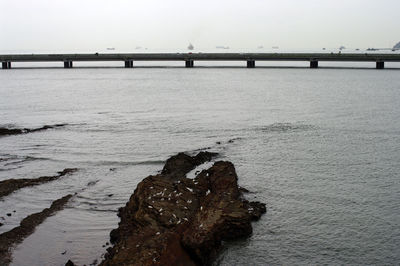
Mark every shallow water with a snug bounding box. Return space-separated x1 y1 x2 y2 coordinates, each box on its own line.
0 67 399 265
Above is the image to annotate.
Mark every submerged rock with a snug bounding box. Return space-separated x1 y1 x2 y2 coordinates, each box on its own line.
0 124 67 137
0 194 73 265
101 152 265 266
0 168 77 199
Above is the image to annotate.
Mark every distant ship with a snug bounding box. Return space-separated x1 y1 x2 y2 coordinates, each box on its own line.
106 48 115 51
257 45 264 49
339 46 346 50
216 46 229 49
187 43 194 50
272 46 279 49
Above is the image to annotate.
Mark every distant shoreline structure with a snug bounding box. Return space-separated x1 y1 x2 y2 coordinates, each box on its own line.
1 52 400 69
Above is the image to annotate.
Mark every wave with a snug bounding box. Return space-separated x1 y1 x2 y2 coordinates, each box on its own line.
255 122 316 133
0 155 52 167
67 159 166 167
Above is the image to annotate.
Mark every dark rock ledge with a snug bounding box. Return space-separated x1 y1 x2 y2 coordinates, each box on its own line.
0 194 73 265
100 152 266 266
0 124 67 137
0 168 77 199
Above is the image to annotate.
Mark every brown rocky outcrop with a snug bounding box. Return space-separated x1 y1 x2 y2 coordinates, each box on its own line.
101 152 266 266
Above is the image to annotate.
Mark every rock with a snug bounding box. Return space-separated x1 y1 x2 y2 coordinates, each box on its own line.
0 168 78 199
239 186 250 193
6 213 11 217
0 124 67 137
57 168 77 176
87 180 99 186
228 137 241 143
0 194 73 265
161 151 218 178
65 260 75 266
0 128 24 136
0 223 3 227
101 152 265 266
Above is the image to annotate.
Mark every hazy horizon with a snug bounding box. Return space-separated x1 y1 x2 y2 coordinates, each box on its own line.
1 0 399 53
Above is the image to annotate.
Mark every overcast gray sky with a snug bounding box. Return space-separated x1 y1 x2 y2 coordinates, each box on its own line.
0 0 399 52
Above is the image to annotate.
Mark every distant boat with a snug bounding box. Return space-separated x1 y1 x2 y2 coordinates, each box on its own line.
107 48 115 50
339 46 346 50
257 45 264 49
272 46 279 49
188 43 194 50
322 48 326 50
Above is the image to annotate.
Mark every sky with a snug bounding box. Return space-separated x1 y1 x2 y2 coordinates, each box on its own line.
0 0 399 53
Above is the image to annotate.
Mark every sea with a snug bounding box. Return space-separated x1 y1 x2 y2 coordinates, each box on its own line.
0 56 399 265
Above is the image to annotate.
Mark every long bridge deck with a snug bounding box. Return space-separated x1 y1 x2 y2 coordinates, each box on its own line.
1 53 400 69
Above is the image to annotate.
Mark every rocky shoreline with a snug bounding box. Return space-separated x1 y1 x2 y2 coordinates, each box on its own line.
100 152 266 265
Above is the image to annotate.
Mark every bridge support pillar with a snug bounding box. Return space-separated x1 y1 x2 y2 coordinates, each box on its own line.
124 60 133 68
247 60 255 68
310 60 318 68
2 62 11 69
376 61 384 69
64 61 73 68
185 60 194 68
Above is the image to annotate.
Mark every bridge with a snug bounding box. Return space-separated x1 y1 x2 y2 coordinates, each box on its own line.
1 53 400 69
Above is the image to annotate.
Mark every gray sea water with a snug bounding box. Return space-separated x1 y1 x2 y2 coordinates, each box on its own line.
1 66 399 265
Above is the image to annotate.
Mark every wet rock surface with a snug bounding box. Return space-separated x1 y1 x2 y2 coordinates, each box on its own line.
0 168 77 199
101 152 266 266
0 194 73 265
0 124 67 137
